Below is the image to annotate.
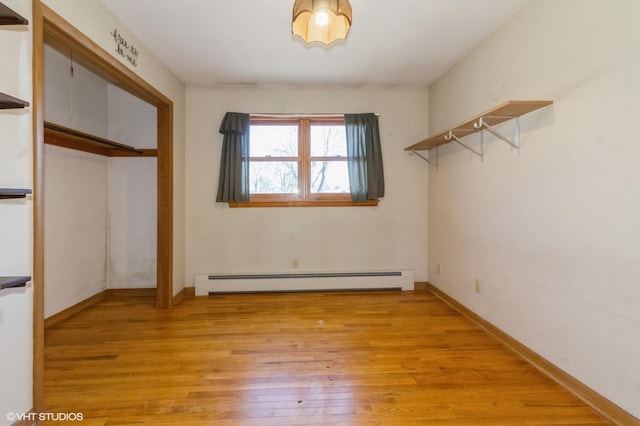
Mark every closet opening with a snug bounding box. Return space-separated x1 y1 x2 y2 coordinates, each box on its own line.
42 40 159 319
32 0 174 411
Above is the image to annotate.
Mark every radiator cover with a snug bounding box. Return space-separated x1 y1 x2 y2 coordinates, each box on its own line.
194 270 414 295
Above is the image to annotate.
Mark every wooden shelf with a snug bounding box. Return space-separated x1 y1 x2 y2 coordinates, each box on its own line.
0 91 29 109
0 276 30 290
44 121 157 157
405 100 553 151
0 2 28 25
0 5 29 109
0 188 31 199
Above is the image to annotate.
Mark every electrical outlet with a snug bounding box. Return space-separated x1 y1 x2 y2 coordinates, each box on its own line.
437 263 440 274
474 279 481 294
292 259 300 269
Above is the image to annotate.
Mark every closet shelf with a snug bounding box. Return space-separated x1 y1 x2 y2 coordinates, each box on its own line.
0 3 28 25
405 100 553 152
0 276 30 290
0 91 29 109
44 121 157 157
0 188 32 199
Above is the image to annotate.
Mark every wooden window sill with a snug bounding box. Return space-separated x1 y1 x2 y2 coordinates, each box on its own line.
229 199 379 208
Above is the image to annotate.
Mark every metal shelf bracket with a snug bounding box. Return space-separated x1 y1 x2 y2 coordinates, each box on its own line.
474 116 520 155
409 147 438 169
445 130 484 162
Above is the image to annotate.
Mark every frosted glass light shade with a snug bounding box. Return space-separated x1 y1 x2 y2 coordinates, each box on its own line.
292 0 352 45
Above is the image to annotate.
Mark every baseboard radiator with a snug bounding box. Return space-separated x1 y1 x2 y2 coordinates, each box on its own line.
194 270 414 295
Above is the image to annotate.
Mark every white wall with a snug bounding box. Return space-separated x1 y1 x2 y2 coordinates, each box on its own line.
427 0 640 418
0 0 33 423
44 45 108 136
107 85 157 289
44 148 108 317
42 0 186 295
186 86 428 285
43 44 109 317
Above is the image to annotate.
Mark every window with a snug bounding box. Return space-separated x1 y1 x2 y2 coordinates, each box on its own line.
230 116 377 207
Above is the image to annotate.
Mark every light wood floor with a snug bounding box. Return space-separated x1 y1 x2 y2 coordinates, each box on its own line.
44 290 610 425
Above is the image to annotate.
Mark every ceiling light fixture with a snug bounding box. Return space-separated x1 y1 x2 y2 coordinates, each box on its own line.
292 0 352 45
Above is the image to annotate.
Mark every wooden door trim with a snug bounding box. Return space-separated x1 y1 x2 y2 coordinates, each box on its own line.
31 0 44 413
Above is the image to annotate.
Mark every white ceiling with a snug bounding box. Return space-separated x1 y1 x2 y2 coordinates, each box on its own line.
101 0 527 86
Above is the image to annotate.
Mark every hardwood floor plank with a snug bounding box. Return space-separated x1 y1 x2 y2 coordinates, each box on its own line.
43 290 611 425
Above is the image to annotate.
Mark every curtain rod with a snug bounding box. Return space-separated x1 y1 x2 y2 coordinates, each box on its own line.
250 113 380 118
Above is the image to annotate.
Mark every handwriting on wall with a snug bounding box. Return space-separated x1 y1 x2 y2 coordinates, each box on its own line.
110 29 139 67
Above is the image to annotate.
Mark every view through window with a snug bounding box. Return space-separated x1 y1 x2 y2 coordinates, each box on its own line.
246 116 352 205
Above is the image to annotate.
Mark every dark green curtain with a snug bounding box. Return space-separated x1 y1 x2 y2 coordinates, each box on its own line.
345 113 385 202
216 112 250 203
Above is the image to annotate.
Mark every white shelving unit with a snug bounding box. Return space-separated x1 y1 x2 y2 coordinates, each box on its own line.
0 2 31 292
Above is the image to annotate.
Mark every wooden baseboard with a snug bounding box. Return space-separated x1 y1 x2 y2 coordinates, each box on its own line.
107 288 156 298
171 287 195 305
172 288 184 305
44 290 107 329
413 281 428 291
426 283 640 426
45 288 156 328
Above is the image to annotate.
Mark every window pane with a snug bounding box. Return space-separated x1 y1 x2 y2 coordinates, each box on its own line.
310 125 347 157
250 162 298 194
310 161 350 193
250 125 298 157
